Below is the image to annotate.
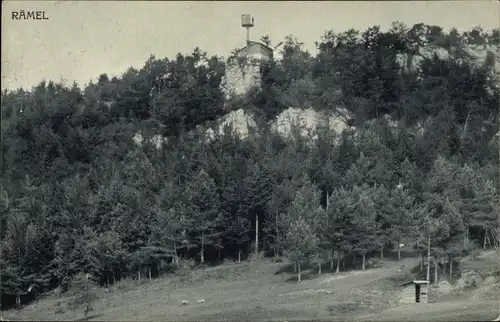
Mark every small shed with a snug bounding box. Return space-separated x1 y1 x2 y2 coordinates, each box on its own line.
400 280 430 304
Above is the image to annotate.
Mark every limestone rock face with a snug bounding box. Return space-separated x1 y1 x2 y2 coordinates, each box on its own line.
204 108 258 141
132 107 354 149
399 44 500 91
271 107 351 142
132 132 167 149
221 41 273 100
221 61 262 99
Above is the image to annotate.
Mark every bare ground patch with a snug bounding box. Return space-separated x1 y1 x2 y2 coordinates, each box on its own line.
3 254 497 322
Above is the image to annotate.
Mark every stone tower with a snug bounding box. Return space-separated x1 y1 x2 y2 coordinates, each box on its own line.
221 14 273 100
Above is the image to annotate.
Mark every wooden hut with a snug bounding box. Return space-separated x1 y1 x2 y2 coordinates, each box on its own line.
400 280 430 304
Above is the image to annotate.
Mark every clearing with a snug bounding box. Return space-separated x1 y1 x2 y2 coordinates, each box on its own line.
4 251 499 321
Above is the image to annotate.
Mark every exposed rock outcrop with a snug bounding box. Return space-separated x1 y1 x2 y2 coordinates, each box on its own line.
271 107 351 141
133 107 354 149
400 44 500 91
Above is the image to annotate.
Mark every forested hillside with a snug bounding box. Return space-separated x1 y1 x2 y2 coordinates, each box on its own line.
1 23 499 309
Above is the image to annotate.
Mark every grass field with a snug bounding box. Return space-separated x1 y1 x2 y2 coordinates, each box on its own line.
4 250 499 321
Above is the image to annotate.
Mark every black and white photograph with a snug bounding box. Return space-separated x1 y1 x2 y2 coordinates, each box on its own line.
1 1 499 321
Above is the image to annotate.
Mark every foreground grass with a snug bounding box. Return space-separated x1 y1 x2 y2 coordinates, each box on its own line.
4 252 499 321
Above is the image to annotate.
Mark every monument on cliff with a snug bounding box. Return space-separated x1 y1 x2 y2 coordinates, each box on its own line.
221 14 274 100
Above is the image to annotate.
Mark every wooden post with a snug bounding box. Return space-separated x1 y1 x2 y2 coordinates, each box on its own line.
449 256 453 279
434 260 438 284
201 231 205 264
174 242 179 268
421 283 428 303
484 228 487 249
255 214 259 256
426 235 431 282
483 228 490 249
397 238 401 261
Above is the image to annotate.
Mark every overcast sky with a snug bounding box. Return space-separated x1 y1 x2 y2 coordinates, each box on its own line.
2 1 499 90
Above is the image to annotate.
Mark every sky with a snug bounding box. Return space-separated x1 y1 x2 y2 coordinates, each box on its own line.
1 1 499 90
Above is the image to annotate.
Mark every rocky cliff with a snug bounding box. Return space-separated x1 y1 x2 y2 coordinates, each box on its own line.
133 42 499 150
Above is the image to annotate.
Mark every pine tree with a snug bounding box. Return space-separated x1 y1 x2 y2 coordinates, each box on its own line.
183 169 222 264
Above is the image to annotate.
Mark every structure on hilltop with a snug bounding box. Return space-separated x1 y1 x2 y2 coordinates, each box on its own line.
221 14 274 99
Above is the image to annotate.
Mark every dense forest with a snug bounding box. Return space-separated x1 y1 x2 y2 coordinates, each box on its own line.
1 23 499 309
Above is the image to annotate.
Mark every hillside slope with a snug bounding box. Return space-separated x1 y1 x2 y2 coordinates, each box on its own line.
5 251 499 322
